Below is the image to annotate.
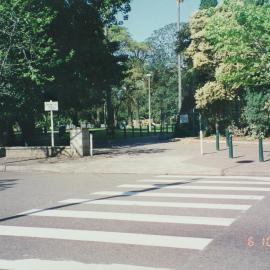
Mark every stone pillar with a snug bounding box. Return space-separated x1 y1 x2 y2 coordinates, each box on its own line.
70 128 90 157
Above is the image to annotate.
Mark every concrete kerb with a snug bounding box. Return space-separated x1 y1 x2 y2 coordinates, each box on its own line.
2 164 270 177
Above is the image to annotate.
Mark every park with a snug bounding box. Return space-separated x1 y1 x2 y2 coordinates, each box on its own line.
1 0 270 269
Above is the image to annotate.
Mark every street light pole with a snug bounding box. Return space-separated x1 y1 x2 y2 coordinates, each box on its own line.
146 74 152 132
177 0 182 114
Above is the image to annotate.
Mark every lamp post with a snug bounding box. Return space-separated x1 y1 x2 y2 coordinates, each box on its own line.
176 0 183 114
146 74 152 132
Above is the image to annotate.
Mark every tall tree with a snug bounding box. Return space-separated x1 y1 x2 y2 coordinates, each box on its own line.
44 1 128 129
0 0 58 144
146 23 178 124
109 26 149 126
206 0 270 135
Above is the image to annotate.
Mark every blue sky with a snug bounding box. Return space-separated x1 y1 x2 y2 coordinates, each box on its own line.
123 0 201 41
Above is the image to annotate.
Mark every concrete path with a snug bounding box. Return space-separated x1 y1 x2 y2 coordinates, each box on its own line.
1 138 270 176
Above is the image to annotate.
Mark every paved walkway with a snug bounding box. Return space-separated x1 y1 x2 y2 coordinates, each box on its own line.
1 138 270 176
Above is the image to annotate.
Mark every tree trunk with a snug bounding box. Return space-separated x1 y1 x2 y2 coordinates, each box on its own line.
106 88 115 135
96 107 101 128
127 102 132 126
18 115 35 146
72 111 79 127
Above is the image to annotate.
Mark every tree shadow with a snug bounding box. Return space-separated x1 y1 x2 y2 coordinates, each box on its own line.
94 134 174 149
0 178 199 223
95 148 169 157
0 179 18 191
236 160 254 164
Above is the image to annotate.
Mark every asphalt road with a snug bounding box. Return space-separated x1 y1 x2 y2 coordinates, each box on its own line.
0 172 270 270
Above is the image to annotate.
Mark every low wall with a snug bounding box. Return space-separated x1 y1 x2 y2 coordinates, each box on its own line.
4 146 73 158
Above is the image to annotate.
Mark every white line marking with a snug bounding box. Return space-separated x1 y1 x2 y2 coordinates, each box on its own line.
29 209 235 226
139 179 190 183
0 259 172 270
0 226 212 250
92 191 264 200
59 198 250 211
156 175 270 181
118 184 270 192
139 180 270 185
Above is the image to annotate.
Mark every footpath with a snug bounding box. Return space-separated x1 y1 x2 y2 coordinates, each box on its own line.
1 137 270 176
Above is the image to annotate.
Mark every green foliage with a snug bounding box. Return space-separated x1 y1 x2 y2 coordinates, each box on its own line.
195 81 235 127
146 23 178 123
176 23 191 53
195 82 235 110
206 1 270 90
0 0 58 142
244 90 270 135
0 0 131 143
200 0 218 9
46 1 125 117
204 0 270 133
108 26 149 125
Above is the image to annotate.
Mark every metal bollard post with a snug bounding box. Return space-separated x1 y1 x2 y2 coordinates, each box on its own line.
259 137 264 162
216 128 220 151
132 125 135 137
140 125 142 136
124 125 127 137
229 134 233 159
154 125 156 134
90 133 93 157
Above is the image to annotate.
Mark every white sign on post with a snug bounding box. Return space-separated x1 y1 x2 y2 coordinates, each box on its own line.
44 101 58 147
180 114 189 124
45 101 58 111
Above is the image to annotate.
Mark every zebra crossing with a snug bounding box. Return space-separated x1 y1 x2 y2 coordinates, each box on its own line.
0 175 269 269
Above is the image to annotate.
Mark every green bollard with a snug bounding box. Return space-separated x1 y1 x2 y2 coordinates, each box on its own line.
132 125 135 137
124 125 127 137
259 137 264 162
166 124 168 133
216 128 220 151
140 125 142 137
154 125 156 134
229 134 233 159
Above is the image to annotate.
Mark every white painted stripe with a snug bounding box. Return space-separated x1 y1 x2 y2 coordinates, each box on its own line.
139 180 270 185
0 226 212 250
60 198 251 210
29 209 235 226
139 179 190 183
193 181 270 185
85 200 249 211
0 259 172 270
156 175 270 181
118 184 270 192
91 191 264 200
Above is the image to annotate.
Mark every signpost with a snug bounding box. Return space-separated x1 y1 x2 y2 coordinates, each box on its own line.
44 100 58 147
199 113 204 156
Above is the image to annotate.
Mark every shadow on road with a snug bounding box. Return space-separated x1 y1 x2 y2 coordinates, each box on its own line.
0 178 199 223
0 179 18 192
